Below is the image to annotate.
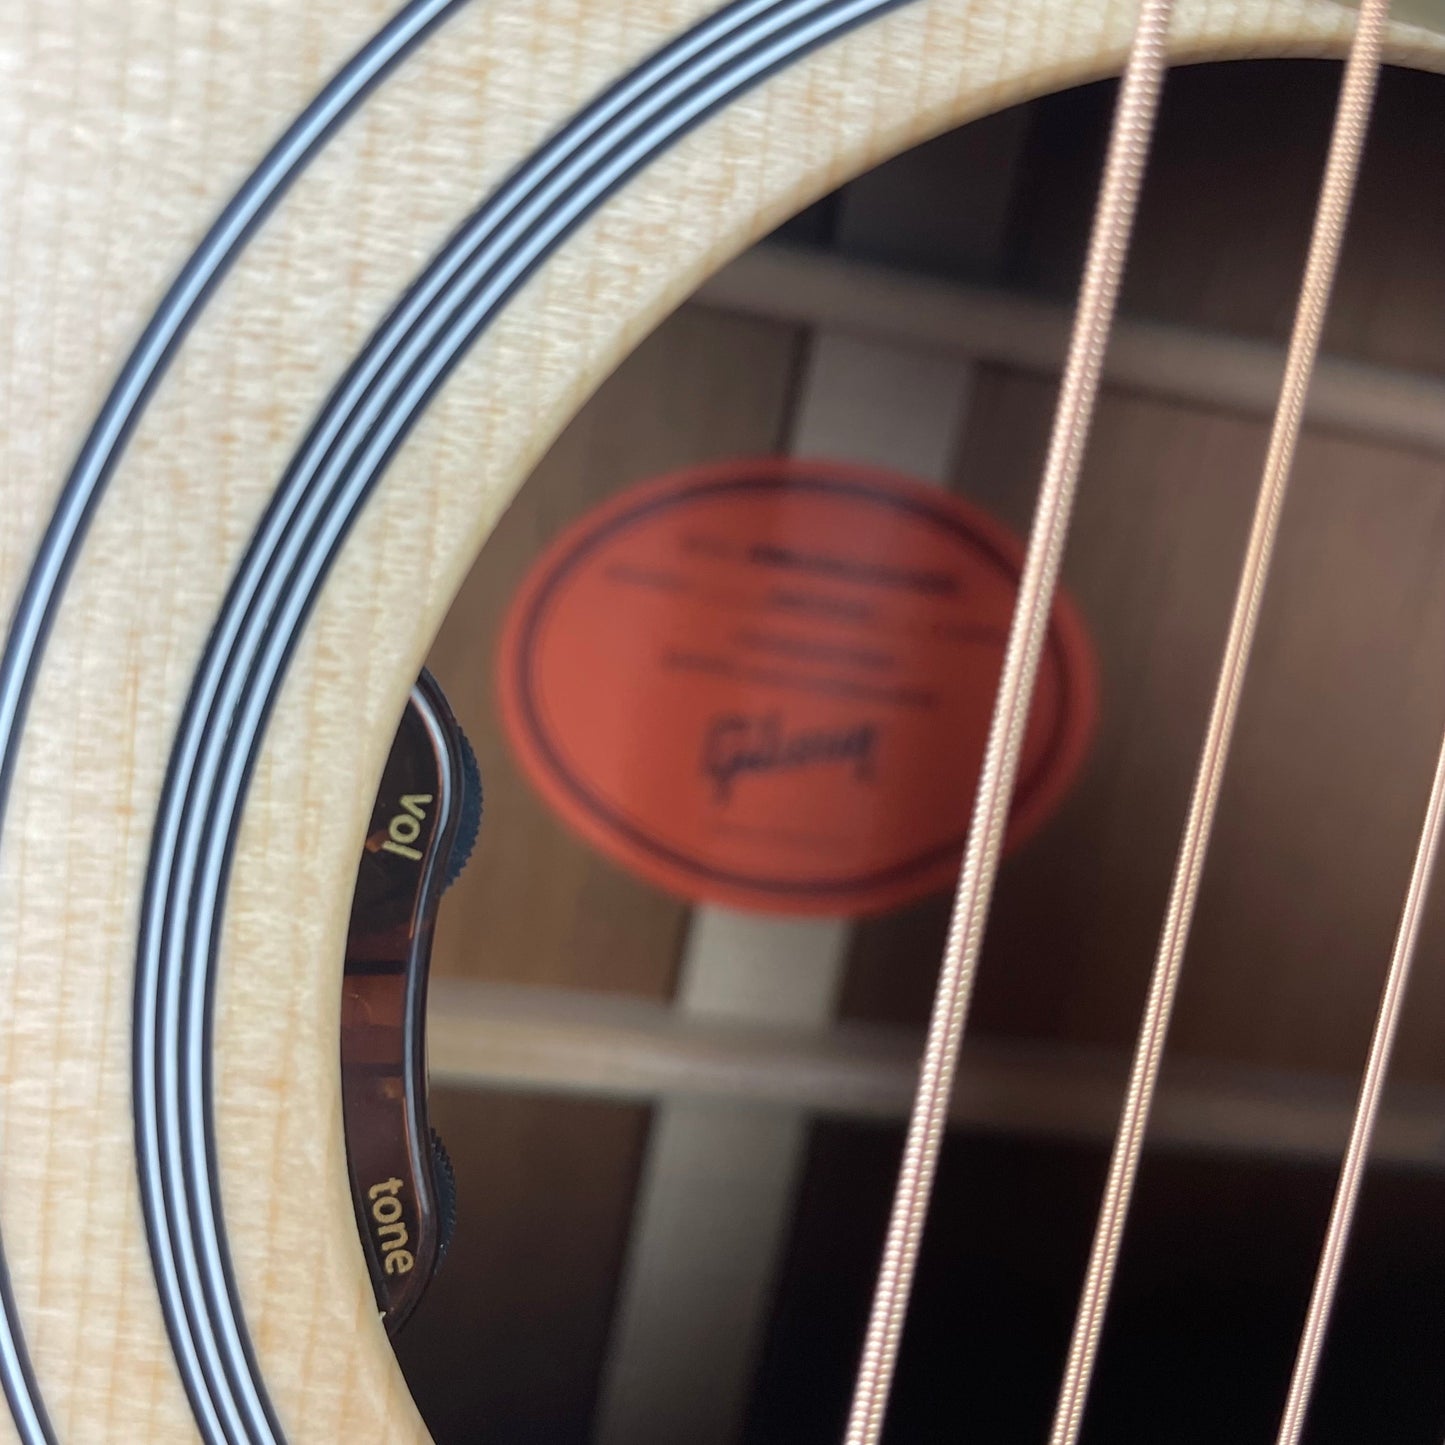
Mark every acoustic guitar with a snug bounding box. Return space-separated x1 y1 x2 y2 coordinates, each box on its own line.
3 1 1444 1442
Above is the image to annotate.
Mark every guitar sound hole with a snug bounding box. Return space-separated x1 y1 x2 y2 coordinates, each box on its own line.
391 58 1445 1445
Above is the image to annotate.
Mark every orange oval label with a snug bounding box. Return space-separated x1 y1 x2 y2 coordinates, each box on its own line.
496 458 1096 916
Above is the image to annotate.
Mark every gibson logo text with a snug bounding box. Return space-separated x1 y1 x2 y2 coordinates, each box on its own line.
702 711 877 803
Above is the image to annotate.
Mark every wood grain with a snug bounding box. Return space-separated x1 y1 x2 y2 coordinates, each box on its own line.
425 303 803 997
2 3 1443 1443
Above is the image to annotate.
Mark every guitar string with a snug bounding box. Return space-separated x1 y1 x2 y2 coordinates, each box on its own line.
1048 4 1391 1442
1274 721 1445 1434
841 4 1176 1441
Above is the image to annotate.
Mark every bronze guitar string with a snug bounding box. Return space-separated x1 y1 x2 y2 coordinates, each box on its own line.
1274 726 1445 1445
1052 3 1390 1441
845 3 1175 1439
846 3 1412 1443
843 0 1410 1439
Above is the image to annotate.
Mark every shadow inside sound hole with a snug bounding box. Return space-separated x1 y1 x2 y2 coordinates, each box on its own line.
749 1123 1445 1445
387 50 1445 1445
395 1094 1445 1445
